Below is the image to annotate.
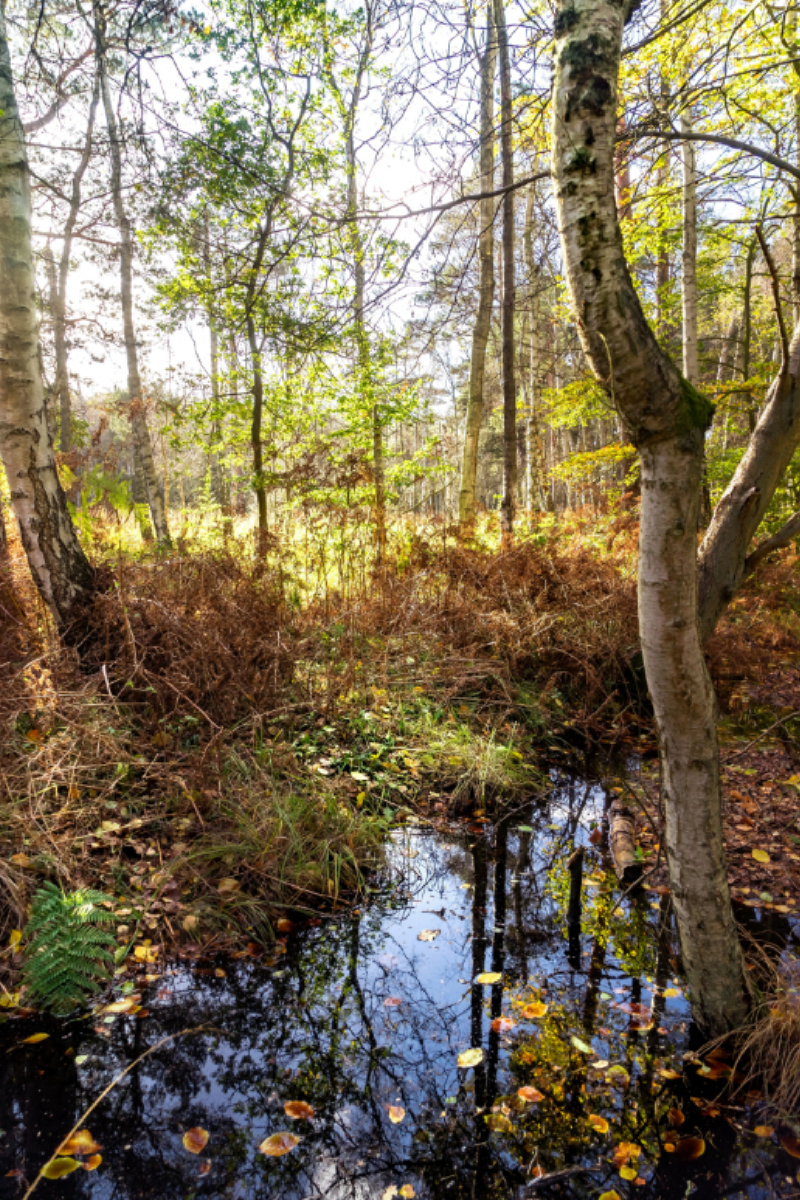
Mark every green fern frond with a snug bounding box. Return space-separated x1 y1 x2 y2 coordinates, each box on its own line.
22 881 117 1014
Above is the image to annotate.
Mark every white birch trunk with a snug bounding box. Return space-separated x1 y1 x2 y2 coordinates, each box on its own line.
0 9 94 629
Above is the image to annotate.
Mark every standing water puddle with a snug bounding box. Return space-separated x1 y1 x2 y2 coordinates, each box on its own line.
1 771 799 1199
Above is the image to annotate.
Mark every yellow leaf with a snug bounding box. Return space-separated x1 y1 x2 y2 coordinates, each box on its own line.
599 1193 622 1200
8 929 22 950
58 1130 101 1156
10 854 32 868
522 1001 548 1018
588 1114 609 1133
23 1033 49 1044
662 987 680 997
183 914 199 933
485 1112 513 1132
399 1187 415 1199
752 848 771 864
41 1158 81 1179
475 972 502 985
284 1101 314 1120
133 945 159 962
457 1048 484 1068
259 1132 300 1156
182 1127 209 1154
217 877 240 899
103 996 141 1014
620 1165 637 1180
388 1106 405 1124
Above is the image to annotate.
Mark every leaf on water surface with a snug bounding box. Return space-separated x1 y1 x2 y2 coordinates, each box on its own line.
198 1162 211 1176
517 1087 544 1103
417 929 440 942
781 1133 800 1158
689 1096 721 1117
182 1128 209 1154
752 849 771 863
384 997 403 1007
491 1017 515 1033
671 1137 705 1161
754 1125 774 1138
284 1101 315 1120
388 1107 405 1124
399 1186 415 1198
588 1114 609 1134
570 1036 591 1054
277 918 296 933
41 1158 81 1179
522 1001 548 1019
457 1048 484 1068
667 1108 685 1127
590 1059 609 1070
382 1189 398 1200
58 1130 101 1156
103 996 142 1014
606 1065 630 1084
133 945 159 962
485 1113 513 1132
475 972 502 985
663 987 681 998
620 1166 638 1180
517 825 533 833
22 1033 49 1044
611 1142 641 1167
658 1068 681 1080
83 1155 102 1172
599 1193 622 1200
259 1132 300 1157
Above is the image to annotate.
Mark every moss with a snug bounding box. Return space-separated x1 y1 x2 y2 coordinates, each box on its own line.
565 145 596 175
555 5 580 36
675 375 715 437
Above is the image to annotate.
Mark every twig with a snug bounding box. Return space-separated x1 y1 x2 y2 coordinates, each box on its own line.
755 224 790 369
22 1025 208 1198
521 1164 602 1192
723 708 800 762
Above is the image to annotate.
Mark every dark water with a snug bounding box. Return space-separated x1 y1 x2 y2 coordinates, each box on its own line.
1 773 799 1199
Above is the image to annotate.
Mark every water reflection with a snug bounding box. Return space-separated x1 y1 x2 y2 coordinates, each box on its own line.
0 773 796 1198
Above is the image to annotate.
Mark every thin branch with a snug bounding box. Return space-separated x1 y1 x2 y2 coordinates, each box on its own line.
754 223 789 368
628 127 800 183
744 511 800 576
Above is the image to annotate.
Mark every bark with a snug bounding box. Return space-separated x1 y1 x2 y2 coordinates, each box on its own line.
0 8 94 629
201 214 226 508
552 0 748 1033
95 6 170 546
609 799 641 886
785 5 800 326
495 0 517 545
655 0 671 342
458 5 496 532
681 115 698 384
716 314 740 384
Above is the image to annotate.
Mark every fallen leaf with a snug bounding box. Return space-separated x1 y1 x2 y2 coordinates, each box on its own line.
522 1001 548 1018
83 1155 102 1172
182 1128 209 1154
284 1101 314 1120
259 1132 300 1156
276 918 296 933
571 1035 591 1054
485 1112 513 1132
384 997 403 1007
662 987 681 998
517 1086 544 1103
399 1187 415 1199
620 1166 638 1181
10 854 32 868
388 1106 405 1124
457 1048 484 1068
23 1033 49 1044
475 971 502 985
8 930 21 950
198 1161 211 1176
667 1108 685 1128
611 1142 642 1168
418 929 440 942
752 849 771 864
103 996 141 1014
382 1189 398 1200
588 1114 609 1134
599 1193 622 1200
671 1137 705 1161
491 1016 515 1033
133 945 159 963
754 1125 774 1138
41 1158 81 1180
182 915 199 933
781 1133 800 1158
58 1130 101 1156
658 1068 681 1080
217 878 240 899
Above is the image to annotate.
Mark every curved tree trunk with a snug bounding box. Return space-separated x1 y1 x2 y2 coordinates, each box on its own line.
552 0 748 1034
458 6 496 533
0 9 95 632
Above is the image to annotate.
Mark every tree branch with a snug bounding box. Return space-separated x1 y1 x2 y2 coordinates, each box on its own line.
627 127 800 182
744 511 800 576
754 224 789 369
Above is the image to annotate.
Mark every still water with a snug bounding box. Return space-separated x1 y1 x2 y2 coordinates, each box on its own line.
1 773 798 1199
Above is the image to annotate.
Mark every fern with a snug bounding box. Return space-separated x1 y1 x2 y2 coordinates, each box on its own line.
22 882 117 1014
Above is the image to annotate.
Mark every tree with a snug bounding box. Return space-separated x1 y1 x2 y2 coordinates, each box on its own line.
552 0 748 1033
0 7 94 631
495 0 517 545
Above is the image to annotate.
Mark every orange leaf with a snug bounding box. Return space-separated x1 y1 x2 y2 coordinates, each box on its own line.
82 1155 102 1172
588 1114 609 1134
521 1001 548 1019
58 1130 101 1156
491 1017 515 1034
182 1128 209 1154
259 1132 300 1156
672 1137 705 1161
388 1106 405 1124
781 1133 800 1158
667 1108 685 1128
517 1086 544 1103
277 918 296 933
384 997 403 1007
284 1101 314 1120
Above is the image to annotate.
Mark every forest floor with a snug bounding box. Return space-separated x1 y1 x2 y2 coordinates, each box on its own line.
1 510 800 993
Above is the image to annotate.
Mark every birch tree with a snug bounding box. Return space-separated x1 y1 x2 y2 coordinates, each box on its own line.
552 0 748 1033
0 8 94 630
495 0 517 545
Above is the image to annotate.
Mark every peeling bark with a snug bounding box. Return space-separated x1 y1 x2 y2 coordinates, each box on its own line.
552 0 748 1033
0 8 94 630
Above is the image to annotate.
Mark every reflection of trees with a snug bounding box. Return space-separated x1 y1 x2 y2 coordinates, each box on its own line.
0 791 782 1200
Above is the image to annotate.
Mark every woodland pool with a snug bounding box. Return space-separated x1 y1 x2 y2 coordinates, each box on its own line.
1 770 799 1199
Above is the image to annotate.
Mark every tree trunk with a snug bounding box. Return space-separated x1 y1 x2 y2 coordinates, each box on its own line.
552 0 748 1034
246 314 269 547
95 7 170 546
202 213 226 509
458 5 496 533
0 8 94 630
495 0 517 547
523 184 547 514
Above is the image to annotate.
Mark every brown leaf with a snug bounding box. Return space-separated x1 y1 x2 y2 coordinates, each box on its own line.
284 1101 314 1120
182 1128 209 1154
259 1132 300 1157
781 1133 800 1158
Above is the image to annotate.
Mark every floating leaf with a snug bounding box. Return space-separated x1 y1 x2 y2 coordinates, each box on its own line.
752 849 771 864
418 929 440 942
388 1106 405 1124
475 972 502 985
284 1101 314 1120
620 1165 638 1180
182 1128 209 1154
276 918 296 933
588 1114 609 1134
517 825 533 833
384 997 403 1007
41 1158 81 1179
58 1130 100 1156
599 1193 622 1200
23 1033 49 1044
663 987 681 998
754 1125 774 1138
672 1137 705 1161
399 1187 415 1199
259 1132 300 1157
658 1068 681 1080
606 1065 630 1085
491 1016 515 1034
517 1086 544 1103
382 1189 398 1200
570 1036 591 1054
611 1142 642 1167
781 1133 800 1158
133 945 159 963
667 1108 685 1128
485 1113 513 1132
103 996 141 1015
457 1048 484 1068
83 1155 102 1172
522 1001 548 1019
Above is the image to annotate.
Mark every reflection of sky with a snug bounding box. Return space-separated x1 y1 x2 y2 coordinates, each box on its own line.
0 774 795 1199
